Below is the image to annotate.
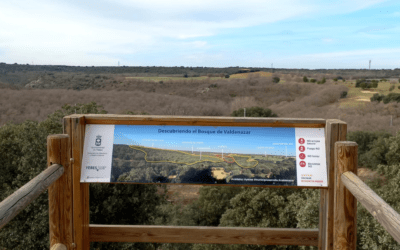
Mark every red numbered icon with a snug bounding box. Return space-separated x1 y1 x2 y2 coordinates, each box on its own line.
299 146 305 152
299 153 306 159
299 161 306 167
298 138 305 144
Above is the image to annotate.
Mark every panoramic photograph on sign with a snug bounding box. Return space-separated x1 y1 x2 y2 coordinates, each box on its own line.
81 124 327 186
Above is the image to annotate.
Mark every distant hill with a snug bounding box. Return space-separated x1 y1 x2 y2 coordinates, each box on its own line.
1 63 400 87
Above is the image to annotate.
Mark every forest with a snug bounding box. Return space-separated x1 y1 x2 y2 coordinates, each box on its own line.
0 68 400 249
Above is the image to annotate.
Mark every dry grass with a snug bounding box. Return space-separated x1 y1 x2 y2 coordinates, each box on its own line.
1 73 400 134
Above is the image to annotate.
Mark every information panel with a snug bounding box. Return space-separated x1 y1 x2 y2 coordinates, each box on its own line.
81 125 327 186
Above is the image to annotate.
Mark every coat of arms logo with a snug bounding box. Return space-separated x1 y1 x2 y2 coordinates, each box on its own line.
95 135 102 146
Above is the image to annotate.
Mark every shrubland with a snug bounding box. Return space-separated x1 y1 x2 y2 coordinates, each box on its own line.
1 72 399 133
1 72 400 249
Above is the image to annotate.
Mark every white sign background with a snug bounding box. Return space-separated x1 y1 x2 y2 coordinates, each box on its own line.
81 125 115 182
295 128 327 186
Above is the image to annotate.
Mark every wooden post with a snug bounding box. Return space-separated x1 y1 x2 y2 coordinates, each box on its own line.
48 134 73 249
64 115 90 250
319 120 347 250
333 142 357 249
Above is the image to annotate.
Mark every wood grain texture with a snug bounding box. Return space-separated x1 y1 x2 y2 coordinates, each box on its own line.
64 114 326 128
320 119 347 250
0 164 64 229
68 116 90 250
80 119 90 250
48 134 73 249
319 189 328 250
342 171 400 244
89 225 319 246
333 142 357 250
63 117 75 250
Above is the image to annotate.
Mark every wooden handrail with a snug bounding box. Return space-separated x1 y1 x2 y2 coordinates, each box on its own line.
342 171 400 244
89 225 319 246
0 164 64 230
50 243 67 250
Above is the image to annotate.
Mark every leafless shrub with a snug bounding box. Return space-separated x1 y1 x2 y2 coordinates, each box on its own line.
2 73 400 135
0 89 230 126
230 97 258 112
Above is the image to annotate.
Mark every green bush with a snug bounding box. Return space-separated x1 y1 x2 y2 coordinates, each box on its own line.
0 102 163 250
355 78 375 88
225 74 230 78
356 78 367 88
303 76 308 82
272 77 280 83
398 86 400 90
347 130 392 169
370 93 385 103
383 93 400 104
340 91 348 98
231 106 278 117
389 85 395 91
333 78 338 82
309 78 316 83
354 131 400 170
321 77 326 83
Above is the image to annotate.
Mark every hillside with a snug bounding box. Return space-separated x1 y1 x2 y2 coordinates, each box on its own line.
1 68 399 135
1 68 399 249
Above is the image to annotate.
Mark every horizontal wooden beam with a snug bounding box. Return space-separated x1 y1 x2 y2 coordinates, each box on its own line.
89 225 319 246
0 164 64 230
342 171 400 244
65 114 326 128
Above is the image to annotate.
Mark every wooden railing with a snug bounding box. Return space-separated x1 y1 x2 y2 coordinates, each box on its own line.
1 117 400 250
0 163 64 229
0 134 70 250
334 141 400 249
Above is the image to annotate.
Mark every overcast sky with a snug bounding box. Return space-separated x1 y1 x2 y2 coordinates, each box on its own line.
1 0 399 69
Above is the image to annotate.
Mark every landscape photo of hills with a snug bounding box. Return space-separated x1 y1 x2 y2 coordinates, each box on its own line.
1 0 400 249
108 125 299 186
